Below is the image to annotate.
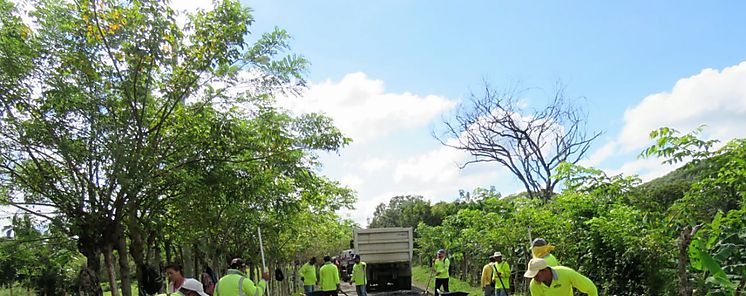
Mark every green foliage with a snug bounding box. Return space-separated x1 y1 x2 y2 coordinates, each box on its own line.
0 215 84 295
369 195 435 229
688 208 746 295
639 125 718 164
411 265 485 295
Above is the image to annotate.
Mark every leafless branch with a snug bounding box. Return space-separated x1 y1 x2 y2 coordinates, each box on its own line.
435 83 602 200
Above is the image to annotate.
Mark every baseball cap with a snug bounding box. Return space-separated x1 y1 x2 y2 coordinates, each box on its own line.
230 258 245 269
493 252 502 257
524 258 548 278
532 238 547 247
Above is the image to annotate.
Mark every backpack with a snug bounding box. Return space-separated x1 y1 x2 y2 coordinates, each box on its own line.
274 268 284 281
140 265 163 295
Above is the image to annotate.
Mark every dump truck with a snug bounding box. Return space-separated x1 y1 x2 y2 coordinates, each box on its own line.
353 227 413 292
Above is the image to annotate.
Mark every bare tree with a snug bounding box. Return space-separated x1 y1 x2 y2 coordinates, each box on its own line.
436 83 601 200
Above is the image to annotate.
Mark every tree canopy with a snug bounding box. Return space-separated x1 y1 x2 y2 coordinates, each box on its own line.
0 1 356 295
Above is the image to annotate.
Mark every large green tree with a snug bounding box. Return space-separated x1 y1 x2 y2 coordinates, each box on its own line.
0 1 351 295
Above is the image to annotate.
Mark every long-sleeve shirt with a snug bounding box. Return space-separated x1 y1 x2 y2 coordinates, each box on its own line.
542 254 560 267
481 263 494 288
434 257 450 279
492 261 511 289
529 266 597 296
351 262 367 285
319 262 340 291
214 269 266 296
299 262 317 286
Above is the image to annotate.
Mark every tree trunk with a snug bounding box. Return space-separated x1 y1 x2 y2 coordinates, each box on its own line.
165 240 172 265
678 224 702 296
80 247 104 296
104 245 121 296
116 235 132 296
183 244 194 277
127 227 146 296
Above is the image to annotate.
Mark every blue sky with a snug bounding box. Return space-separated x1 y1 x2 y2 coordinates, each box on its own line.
221 0 746 225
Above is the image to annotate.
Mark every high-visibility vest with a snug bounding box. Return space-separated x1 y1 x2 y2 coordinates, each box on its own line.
352 262 367 285
214 269 266 296
434 258 450 279
299 262 317 285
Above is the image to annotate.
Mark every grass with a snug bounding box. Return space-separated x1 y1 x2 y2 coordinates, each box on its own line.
0 282 148 296
102 283 139 296
0 284 31 296
411 265 483 295
411 266 528 296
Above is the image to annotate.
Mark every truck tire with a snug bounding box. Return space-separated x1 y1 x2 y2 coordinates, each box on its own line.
397 276 411 290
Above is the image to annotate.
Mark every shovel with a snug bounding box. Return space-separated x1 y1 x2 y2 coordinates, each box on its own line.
423 268 435 295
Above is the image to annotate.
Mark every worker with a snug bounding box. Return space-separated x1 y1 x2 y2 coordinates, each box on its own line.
165 263 185 293
201 267 217 295
319 255 340 296
492 252 510 296
214 258 269 296
350 254 367 296
299 257 318 295
177 278 209 296
531 238 559 267
523 258 597 296
480 254 496 296
433 249 450 296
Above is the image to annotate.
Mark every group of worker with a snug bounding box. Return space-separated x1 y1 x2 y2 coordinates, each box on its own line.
159 238 597 296
164 258 270 296
299 254 368 296
478 238 598 296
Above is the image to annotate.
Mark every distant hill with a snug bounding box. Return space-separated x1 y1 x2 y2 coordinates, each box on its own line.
630 155 721 211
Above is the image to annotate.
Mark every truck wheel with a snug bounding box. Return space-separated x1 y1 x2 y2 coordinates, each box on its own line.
397 277 411 290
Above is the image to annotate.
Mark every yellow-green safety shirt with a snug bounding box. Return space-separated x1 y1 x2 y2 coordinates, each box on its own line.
299 262 317 286
540 254 559 267
352 262 367 285
214 269 266 296
434 257 450 279
492 261 510 289
319 262 340 291
529 266 597 296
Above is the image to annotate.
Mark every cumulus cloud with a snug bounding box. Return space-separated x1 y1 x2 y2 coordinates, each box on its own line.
392 140 512 201
281 72 457 143
361 157 391 173
394 140 466 184
619 61 746 152
591 61 746 179
580 141 617 167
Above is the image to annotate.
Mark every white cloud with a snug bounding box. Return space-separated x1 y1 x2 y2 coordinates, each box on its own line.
590 61 746 179
282 72 457 143
394 141 465 184
580 141 617 167
619 61 746 152
340 175 364 188
392 140 511 201
169 0 213 13
360 157 391 173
